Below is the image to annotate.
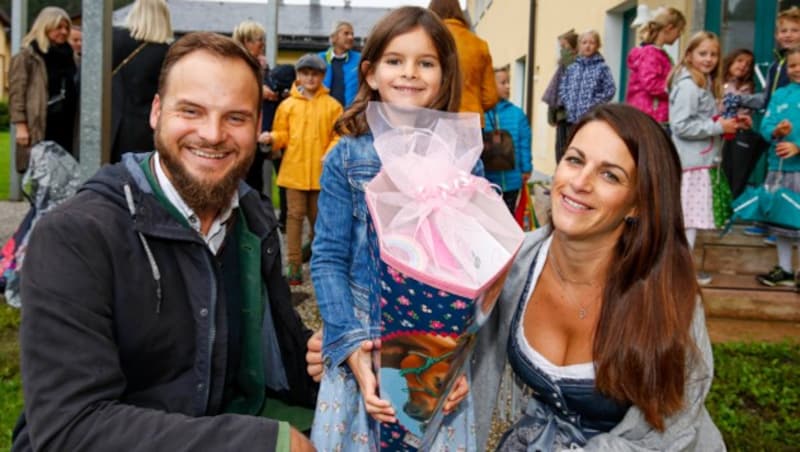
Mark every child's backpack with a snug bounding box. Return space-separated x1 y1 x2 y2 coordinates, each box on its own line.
0 141 84 307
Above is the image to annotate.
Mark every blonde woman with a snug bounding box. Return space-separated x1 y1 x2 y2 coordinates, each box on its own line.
232 20 280 194
9 6 77 171
111 0 172 163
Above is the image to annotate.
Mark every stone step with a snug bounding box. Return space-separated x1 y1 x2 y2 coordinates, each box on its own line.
694 227 799 274
701 273 799 322
706 316 800 343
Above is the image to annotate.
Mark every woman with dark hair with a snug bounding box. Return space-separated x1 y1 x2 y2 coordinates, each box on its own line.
428 0 498 124
9 7 77 171
472 104 724 451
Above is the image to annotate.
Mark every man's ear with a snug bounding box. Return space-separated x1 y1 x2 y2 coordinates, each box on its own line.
149 94 161 130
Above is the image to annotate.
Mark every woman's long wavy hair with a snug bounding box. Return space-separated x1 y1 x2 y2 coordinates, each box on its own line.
567 104 700 431
335 6 461 136
22 7 71 53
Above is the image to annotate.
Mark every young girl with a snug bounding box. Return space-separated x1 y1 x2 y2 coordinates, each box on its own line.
720 49 761 198
755 47 800 290
668 32 740 285
541 28 577 161
310 7 474 451
626 6 686 124
558 30 616 126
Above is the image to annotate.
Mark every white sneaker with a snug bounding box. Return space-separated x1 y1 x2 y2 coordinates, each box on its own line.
696 272 713 286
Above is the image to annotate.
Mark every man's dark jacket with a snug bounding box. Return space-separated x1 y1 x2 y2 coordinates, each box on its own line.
12 153 317 451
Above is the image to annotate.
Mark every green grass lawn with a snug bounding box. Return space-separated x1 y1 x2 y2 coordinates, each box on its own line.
0 298 795 450
0 131 10 200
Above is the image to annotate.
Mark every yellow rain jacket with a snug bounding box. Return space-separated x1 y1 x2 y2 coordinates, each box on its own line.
272 82 343 190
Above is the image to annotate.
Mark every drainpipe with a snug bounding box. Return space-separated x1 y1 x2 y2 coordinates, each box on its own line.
525 0 537 117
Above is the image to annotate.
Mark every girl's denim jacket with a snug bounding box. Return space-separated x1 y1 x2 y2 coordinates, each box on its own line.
311 133 484 371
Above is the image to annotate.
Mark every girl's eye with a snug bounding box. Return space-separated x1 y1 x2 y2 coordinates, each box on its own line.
385 58 402 65
420 60 437 68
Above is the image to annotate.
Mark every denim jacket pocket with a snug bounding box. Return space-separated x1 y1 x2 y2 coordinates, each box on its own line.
346 162 380 221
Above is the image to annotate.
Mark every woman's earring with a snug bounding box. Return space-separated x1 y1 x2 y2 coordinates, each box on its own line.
624 216 638 226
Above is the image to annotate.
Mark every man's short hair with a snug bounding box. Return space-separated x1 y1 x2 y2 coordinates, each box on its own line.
329 20 353 38
157 32 263 101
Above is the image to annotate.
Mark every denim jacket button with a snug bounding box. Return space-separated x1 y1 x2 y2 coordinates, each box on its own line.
200 308 208 317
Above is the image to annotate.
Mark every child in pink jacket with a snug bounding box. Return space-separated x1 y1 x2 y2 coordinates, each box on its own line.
625 7 686 124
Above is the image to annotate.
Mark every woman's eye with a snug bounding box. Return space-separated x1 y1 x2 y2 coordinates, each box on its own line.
564 156 582 165
602 171 621 183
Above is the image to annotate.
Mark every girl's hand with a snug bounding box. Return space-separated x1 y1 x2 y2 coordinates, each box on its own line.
15 122 30 146
442 375 469 414
736 115 753 130
775 141 800 159
258 131 272 144
774 119 793 138
718 117 739 135
305 330 324 383
346 340 396 423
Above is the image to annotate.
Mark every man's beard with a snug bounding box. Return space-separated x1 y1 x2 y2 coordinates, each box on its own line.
154 125 254 215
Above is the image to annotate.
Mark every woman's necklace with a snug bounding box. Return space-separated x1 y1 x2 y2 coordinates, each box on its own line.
549 249 599 319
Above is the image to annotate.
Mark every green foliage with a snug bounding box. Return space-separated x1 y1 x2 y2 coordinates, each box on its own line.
0 131 9 200
707 341 800 451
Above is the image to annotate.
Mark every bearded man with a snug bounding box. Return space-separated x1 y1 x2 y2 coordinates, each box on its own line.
12 32 316 452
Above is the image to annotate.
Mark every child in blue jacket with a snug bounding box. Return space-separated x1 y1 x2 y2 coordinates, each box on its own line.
755 47 800 290
485 66 533 212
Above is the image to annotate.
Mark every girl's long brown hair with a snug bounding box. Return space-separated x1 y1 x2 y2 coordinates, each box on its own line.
722 48 755 92
567 104 700 431
335 6 461 136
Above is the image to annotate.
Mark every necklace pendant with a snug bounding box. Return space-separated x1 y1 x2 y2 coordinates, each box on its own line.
579 308 586 319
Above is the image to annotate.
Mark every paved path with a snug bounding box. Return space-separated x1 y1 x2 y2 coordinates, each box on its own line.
0 201 29 244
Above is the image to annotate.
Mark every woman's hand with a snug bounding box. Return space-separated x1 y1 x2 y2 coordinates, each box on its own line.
718 117 739 135
306 330 324 383
774 119 793 138
346 340 396 423
441 375 469 414
15 122 30 146
775 141 800 159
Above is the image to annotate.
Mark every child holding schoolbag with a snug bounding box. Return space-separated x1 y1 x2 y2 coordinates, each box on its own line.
754 46 800 290
668 31 742 285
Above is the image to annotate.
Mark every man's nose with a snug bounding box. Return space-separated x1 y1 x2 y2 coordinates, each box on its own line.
197 117 224 144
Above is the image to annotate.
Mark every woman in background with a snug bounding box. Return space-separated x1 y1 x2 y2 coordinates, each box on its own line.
232 20 280 195
110 0 172 163
10 6 78 171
